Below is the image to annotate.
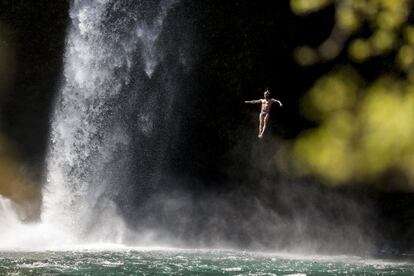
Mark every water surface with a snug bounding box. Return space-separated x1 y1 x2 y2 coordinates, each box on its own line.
0 249 412 275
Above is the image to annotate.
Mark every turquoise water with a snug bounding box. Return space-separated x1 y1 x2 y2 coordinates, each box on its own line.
0 249 413 275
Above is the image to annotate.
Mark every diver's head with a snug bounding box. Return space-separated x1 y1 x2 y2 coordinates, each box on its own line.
264 89 270 99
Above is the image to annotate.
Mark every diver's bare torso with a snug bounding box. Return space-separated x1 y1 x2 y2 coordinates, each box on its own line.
260 99 273 114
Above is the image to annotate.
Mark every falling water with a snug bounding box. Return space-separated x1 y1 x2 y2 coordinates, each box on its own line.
39 0 179 244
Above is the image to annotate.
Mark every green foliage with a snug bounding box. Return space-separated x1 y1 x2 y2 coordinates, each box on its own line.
293 0 412 65
290 0 414 188
290 0 332 16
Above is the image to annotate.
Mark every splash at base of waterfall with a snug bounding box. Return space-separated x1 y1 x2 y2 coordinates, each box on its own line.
0 195 71 250
0 195 132 250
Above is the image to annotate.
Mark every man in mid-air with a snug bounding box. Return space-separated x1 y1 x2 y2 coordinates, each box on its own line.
245 89 282 138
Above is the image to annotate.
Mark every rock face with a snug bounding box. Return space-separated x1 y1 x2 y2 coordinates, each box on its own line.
0 0 69 220
0 0 69 178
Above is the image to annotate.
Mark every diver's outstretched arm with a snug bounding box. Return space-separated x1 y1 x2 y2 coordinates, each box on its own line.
245 99 262 104
272 99 283 107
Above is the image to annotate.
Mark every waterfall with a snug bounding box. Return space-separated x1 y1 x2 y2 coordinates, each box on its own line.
39 0 179 244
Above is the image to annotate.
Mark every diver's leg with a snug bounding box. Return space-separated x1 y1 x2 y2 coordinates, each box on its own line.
260 113 269 137
258 113 264 138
